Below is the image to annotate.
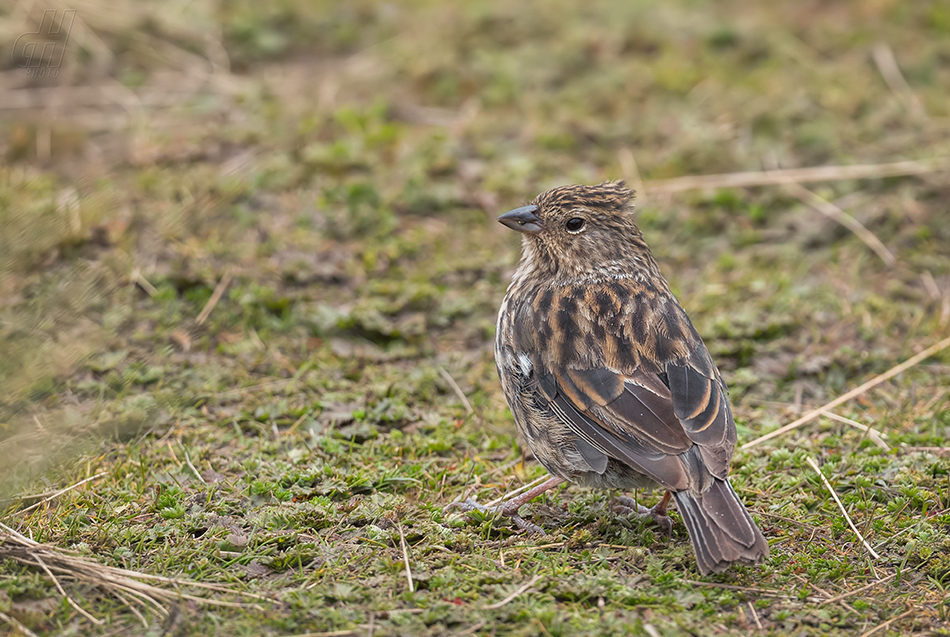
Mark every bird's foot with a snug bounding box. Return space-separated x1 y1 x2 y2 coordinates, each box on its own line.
612 492 673 534
445 498 546 534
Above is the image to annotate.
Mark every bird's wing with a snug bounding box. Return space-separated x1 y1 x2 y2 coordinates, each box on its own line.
665 355 737 479
515 283 736 489
536 365 695 489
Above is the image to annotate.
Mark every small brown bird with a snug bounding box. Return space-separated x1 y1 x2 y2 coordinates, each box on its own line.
453 181 768 575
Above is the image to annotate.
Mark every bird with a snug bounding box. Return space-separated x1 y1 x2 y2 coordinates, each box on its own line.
450 180 769 575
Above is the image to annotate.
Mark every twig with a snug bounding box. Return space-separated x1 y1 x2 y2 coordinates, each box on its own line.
643 158 950 194
31 553 104 625
0 611 41 637
15 472 107 515
819 410 889 450
857 607 914 637
397 522 414 593
821 572 897 605
196 269 233 326
483 573 543 610
784 183 896 267
805 456 881 561
742 334 950 449
871 43 924 116
438 367 474 414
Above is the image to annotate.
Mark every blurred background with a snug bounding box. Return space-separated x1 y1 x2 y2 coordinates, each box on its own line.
1 0 949 632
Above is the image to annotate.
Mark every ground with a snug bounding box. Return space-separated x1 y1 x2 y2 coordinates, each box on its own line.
1 0 950 635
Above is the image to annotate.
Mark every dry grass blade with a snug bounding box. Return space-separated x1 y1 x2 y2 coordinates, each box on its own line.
482 573 543 610
743 334 950 449
785 183 896 267
643 158 950 194
872 43 925 116
97 568 274 600
196 269 234 326
484 473 551 508
819 410 889 450
438 367 474 414
31 552 104 625
113 590 150 628
681 580 818 602
901 446 950 454
397 522 414 593
617 147 645 197
0 522 274 621
130 268 159 297
858 607 914 637
452 620 487 636
0 610 42 637
805 457 881 561
747 602 763 630
821 572 897 605
181 443 207 485
14 471 107 515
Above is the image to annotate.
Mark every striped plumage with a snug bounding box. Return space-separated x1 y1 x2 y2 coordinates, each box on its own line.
492 181 768 575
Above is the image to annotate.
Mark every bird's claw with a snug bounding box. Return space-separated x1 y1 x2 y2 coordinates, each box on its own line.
612 495 673 534
445 498 547 534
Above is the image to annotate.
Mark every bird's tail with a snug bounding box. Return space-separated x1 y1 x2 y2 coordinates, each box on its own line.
673 479 769 575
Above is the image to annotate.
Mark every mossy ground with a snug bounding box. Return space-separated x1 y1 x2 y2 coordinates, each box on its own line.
2 1 950 635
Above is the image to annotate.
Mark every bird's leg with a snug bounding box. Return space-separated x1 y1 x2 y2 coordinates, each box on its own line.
613 490 673 534
446 476 566 534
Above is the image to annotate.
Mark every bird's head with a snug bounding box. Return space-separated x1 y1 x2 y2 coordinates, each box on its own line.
498 181 654 278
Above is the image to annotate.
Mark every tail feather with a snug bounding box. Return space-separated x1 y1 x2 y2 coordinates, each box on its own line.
674 479 769 575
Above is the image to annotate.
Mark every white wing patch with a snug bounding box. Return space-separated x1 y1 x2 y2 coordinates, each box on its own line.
517 352 533 377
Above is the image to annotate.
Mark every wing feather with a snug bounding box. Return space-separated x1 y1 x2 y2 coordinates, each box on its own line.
510 282 738 488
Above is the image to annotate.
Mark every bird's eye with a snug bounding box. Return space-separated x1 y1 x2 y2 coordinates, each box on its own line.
565 217 585 232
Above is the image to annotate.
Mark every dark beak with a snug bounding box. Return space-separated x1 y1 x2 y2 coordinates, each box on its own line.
497 205 543 234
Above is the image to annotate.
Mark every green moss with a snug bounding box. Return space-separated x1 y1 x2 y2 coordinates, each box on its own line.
2 0 949 634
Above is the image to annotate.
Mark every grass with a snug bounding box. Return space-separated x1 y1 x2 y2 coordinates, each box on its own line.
1 0 950 634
